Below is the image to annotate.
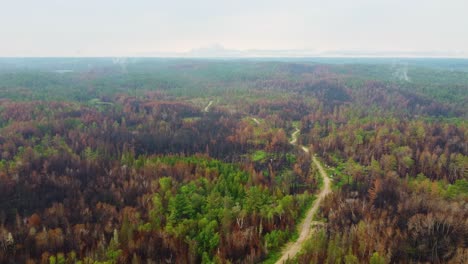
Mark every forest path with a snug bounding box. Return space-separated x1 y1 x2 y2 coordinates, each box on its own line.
203 100 213 112
251 117 261 125
275 126 331 264
289 126 300 144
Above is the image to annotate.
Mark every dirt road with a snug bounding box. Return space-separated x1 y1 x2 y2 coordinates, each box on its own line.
203 100 213 112
251 117 261 125
289 127 300 144
275 127 331 264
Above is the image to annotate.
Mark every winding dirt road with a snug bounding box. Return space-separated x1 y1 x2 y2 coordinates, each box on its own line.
275 126 331 264
251 117 261 125
289 127 300 145
203 100 213 112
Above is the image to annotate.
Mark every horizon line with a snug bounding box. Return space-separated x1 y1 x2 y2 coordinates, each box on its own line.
1 56 468 59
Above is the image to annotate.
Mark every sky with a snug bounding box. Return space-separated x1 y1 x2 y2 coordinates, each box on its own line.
1 0 467 57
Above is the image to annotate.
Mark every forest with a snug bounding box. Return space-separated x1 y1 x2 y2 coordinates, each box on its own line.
0 58 466 263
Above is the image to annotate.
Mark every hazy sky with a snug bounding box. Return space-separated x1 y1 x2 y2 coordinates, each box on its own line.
1 0 467 57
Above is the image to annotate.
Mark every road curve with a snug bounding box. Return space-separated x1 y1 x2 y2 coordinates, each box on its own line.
275 127 331 264
289 127 300 145
203 100 213 112
251 117 261 125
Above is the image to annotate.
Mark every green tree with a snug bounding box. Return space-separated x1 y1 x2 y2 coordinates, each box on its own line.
344 253 359 264
195 218 220 257
169 185 195 222
149 194 164 229
370 252 386 264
